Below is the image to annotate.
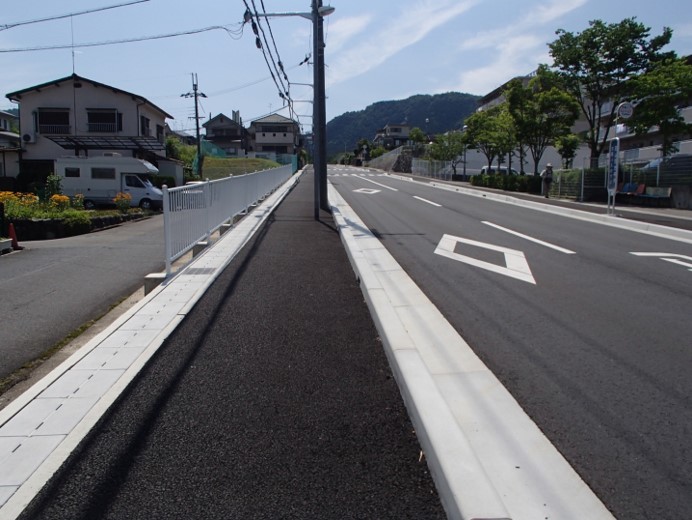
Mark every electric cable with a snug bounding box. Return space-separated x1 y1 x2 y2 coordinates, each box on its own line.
0 23 245 53
0 0 150 31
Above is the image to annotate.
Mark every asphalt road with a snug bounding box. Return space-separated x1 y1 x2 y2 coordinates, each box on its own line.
330 166 692 519
0 215 165 380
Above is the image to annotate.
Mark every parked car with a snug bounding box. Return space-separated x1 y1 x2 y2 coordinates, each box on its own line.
55 155 163 210
480 166 519 175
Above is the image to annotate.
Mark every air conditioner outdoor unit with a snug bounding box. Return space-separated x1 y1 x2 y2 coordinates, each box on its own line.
22 133 36 144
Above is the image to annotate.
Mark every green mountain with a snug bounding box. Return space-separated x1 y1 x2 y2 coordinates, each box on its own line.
326 92 480 157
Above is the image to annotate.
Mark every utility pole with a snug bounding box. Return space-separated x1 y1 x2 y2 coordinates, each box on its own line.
181 73 206 177
312 0 329 217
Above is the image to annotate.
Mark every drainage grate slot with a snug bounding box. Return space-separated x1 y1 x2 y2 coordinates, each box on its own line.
184 267 216 275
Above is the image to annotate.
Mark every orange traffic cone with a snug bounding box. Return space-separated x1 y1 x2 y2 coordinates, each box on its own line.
9 223 23 250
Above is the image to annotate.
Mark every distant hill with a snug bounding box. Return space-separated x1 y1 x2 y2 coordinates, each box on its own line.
326 92 480 157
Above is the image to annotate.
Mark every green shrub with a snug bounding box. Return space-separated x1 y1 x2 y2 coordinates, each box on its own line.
62 211 92 235
71 193 85 209
45 174 62 200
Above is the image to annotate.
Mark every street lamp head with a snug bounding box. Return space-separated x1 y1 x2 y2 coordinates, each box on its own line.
318 6 335 17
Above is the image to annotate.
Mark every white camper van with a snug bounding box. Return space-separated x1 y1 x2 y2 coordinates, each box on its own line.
54 155 163 210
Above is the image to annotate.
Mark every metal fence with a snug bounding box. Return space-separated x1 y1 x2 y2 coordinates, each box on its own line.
366 147 402 171
411 157 456 180
162 163 294 275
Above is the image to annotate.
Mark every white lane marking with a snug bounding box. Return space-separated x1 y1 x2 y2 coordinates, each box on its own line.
630 252 692 272
353 188 380 194
413 196 442 207
355 175 398 191
435 234 536 284
482 221 576 255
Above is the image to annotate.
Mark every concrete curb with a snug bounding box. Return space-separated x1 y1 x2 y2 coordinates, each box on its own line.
328 181 615 520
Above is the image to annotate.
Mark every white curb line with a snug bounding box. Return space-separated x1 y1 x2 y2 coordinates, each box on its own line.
329 181 615 520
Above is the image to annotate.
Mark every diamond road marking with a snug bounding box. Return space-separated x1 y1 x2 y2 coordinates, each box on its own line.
435 234 536 284
353 188 380 194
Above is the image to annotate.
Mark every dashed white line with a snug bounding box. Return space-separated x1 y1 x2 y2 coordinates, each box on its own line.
413 195 442 207
355 175 398 191
482 221 576 254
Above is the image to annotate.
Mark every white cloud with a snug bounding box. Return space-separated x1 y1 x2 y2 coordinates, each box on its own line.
452 34 545 95
460 0 588 51
325 15 372 52
326 0 478 87
531 0 589 25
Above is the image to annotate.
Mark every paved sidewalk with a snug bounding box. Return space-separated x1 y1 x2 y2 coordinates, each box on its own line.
3 170 446 519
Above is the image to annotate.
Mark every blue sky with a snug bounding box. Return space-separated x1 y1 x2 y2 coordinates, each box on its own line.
1 0 691 136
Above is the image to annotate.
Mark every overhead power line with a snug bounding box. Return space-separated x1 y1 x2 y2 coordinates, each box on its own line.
0 23 245 53
0 0 151 31
241 0 299 123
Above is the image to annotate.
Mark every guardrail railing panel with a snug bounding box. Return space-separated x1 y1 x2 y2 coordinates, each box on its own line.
162 163 294 276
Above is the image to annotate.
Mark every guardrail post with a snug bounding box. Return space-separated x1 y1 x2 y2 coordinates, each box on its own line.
205 179 211 241
163 185 172 276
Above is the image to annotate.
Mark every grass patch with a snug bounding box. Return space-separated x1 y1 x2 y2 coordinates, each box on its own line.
200 157 281 180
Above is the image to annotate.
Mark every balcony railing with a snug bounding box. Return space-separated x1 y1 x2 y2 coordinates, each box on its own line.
38 124 71 135
88 122 117 133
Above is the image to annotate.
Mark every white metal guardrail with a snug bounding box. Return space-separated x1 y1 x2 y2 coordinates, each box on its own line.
162 164 294 275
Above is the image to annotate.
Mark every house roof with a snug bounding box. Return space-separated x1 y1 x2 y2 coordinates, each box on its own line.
0 130 20 140
5 73 174 120
203 113 244 128
250 113 297 125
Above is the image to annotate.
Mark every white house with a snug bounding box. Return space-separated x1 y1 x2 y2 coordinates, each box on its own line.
0 110 20 179
247 114 301 158
5 74 174 180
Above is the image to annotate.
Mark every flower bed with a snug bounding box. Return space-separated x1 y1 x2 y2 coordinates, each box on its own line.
2 189 148 241
9 213 146 241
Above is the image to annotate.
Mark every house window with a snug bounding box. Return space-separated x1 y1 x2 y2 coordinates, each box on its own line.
140 115 150 136
38 108 70 134
91 167 116 180
65 167 80 178
156 124 164 143
87 109 120 133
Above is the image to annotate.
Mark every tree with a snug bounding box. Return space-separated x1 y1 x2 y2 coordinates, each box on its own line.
549 18 673 163
409 127 427 144
506 66 580 174
463 105 515 172
428 131 465 177
166 135 196 171
555 134 581 168
627 58 692 157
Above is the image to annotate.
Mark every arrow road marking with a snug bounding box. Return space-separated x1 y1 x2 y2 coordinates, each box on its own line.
355 175 398 191
413 196 442 207
630 252 692 272
435 234 536 284
483 221 576 254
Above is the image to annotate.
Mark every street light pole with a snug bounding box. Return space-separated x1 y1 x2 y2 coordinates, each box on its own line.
312 0 330 217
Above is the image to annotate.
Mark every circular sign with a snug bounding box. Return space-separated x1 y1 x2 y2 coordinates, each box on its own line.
618 102 634 119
